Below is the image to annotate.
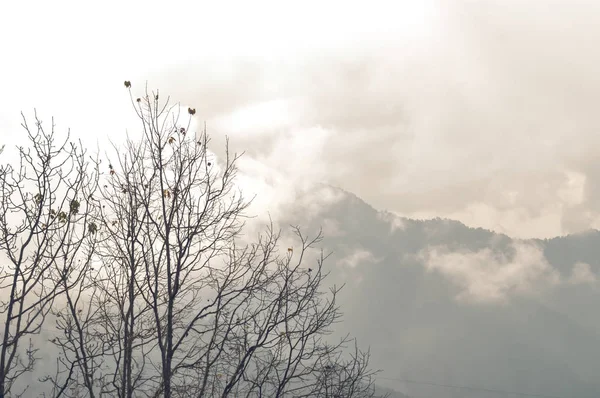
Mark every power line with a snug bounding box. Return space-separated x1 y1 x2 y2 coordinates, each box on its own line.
377 376 565 398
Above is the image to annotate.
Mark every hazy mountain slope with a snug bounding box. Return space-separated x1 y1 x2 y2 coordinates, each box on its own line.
273 184 600 398
9 183 600 398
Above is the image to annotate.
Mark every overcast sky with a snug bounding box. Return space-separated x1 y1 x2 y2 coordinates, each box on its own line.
2 0 600 239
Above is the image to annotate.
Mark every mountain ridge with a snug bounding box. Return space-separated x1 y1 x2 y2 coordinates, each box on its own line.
272 183 600 398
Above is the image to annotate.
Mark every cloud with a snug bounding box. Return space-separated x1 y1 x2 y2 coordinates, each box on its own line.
336 248 380 269
420 243 561 303
378 211 406 233
334 248 380 286
142 0 600 239
4 0 600 239
569 262 598 285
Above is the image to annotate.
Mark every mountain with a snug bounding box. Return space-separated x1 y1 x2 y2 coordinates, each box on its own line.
9 183 600 398
272 184 600 398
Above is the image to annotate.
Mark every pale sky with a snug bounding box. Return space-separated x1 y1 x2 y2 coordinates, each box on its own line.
2 0 600 239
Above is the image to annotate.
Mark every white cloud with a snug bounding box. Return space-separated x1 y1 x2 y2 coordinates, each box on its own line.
378 211 406 233
154 1 600 239
569 262 597 285
5 1 600 239
394 169 594 239
211 99 298 137
336 248 379 269
420 243 561 304
558 172 587 206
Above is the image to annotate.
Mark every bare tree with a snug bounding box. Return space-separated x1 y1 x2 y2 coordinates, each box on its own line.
47 84 385 398
0 113 99 397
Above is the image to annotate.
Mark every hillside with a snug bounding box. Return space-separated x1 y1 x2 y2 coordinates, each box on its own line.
272 184 600 398
10 183 600 398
